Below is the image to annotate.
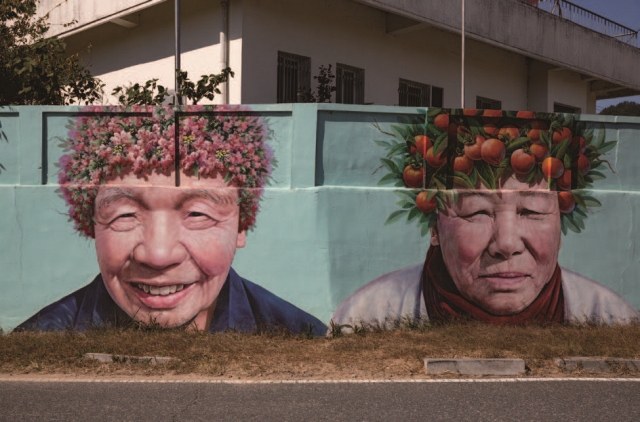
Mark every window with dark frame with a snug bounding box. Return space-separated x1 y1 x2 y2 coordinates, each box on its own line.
554 103 581 113
277 51 311 103
336 63 365 104
476 96 502 110
398 79 443 107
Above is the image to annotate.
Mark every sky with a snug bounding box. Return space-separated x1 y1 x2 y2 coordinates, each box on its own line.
558 0 640 111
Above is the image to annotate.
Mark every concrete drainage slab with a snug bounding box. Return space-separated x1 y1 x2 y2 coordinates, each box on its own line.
84 353 174 364
554 357 640 372
424 358 526 376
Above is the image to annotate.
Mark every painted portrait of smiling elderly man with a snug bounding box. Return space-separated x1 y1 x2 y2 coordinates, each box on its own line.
17 106 326 335
332 109 639 327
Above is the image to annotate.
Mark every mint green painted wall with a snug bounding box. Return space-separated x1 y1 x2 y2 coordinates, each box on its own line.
1 105 639 331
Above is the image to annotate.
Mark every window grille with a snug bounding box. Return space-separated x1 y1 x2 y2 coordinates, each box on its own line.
476 96 502 110
277 51 311 103
336 64 365 104
398 79 444 107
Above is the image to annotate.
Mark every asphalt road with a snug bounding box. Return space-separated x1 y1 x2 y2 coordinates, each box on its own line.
1 379 639 421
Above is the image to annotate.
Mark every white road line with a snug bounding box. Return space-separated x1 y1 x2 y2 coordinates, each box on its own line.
0 377 639 384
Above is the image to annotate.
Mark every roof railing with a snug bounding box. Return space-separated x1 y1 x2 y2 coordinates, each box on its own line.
535 0 638 47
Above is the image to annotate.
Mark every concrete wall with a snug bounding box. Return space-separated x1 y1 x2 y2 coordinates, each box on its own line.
1 104 640 332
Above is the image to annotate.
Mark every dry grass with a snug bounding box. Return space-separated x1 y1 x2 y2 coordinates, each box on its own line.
2 322 640 379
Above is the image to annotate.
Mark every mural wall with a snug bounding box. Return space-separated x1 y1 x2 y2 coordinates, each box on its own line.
1 105 639 334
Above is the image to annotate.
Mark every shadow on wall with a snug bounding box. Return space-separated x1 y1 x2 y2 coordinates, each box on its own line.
65 0 232 77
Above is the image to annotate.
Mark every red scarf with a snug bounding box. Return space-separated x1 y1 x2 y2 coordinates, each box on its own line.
422 246 565 324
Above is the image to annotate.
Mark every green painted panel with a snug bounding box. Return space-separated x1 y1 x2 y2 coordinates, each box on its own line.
316 109 425 186
0 113 20 185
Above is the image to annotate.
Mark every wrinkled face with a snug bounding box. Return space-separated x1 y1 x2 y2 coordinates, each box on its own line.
93 170 245 330
431 175 562 315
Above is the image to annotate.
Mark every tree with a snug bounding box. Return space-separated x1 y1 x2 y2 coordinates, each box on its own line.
599 101 640 117
0 0 104 105
298 64 337 103
112 68 235 105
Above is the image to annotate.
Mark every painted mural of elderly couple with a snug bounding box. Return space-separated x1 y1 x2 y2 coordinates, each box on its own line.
18 107 638 335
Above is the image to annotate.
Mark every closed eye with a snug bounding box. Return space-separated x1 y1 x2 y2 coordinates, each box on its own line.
110 213 135 224
520 209 542 216
462 210 491 218
188 212 208 218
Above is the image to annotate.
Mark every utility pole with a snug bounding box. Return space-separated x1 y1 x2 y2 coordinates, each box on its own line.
461 0 465 109
174 0 181 105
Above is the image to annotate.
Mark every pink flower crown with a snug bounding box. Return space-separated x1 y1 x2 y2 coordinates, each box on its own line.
58 105 273 238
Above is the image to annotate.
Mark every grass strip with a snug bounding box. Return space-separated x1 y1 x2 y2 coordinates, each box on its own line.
1 322 639 378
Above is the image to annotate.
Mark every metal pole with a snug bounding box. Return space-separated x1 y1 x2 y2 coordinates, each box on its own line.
174 0 181 105
220 0 229 104
461 0 465 108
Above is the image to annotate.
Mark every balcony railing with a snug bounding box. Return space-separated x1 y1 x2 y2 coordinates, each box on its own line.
535 0 638 47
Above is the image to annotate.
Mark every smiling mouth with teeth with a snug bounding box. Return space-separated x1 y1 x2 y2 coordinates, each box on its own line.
135 283 186 296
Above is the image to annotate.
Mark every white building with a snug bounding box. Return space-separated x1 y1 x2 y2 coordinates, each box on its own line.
39 0 640 113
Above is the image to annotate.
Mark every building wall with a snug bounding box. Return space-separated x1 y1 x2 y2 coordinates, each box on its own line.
547 69 594 114
60 0 592 111
64 0 240 105
241 0 534 109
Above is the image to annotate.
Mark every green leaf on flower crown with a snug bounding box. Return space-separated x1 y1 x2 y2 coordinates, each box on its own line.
453 171 474 187
380 158 400 174
466 118 482 131
427 108 443 118
549 120 563 134
564 115 575 130
433 132 448 155
224 172 232 183
572 193 587 208
421 221 432 237
394 180 406 187
581 195 602 207
494 157 511 181
390 125 407 141
564 154 572 169
407 206 422 222
400 201 414 209
427 124 443 138
374 140 392 148
432 177 446 191
597 141 617 154
539 130 551 148
387 142 408 158
553 138 570 160
475 161 496 190
394 189 418 201
563 214 581 233
574 205 588 218
568 212 585 230
435 195 445 210
378 173 399 186
588 171 606 180
385 209 409 225
506 137 531 153
468 166 479 187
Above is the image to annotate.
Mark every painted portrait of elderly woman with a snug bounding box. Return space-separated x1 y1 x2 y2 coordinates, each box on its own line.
332 109 639 327
17 106 326 335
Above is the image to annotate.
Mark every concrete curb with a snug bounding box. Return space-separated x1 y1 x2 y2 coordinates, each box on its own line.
84 353 174 364
554 357 640 373
424 358 525 376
